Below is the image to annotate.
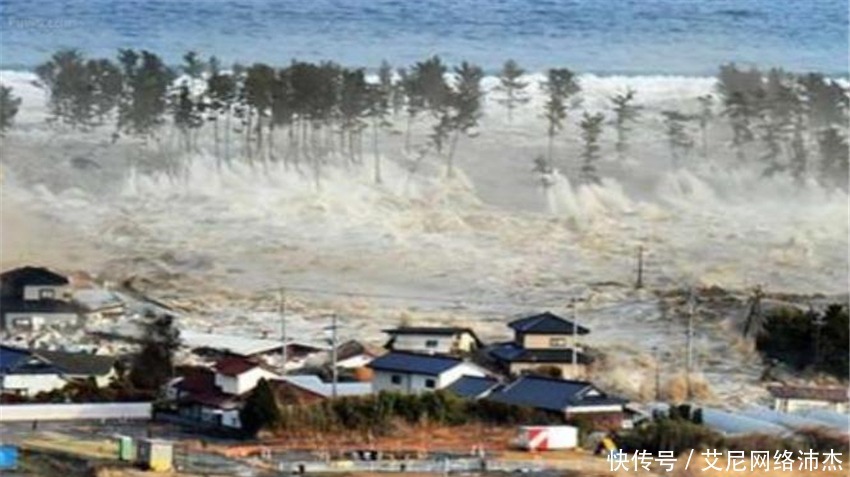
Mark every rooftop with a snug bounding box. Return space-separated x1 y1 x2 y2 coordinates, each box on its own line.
214 357 262 377
367 351 464 376
34 349 116 376
383 326 477 336
487 375 627 412
508 312 590 335
1 266 69 289
767 385 848 403
446 375 501 399
276 375 372 398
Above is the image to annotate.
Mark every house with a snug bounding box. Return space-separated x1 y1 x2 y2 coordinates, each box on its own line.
382 327 482 355
171 357 279 429
445 375 501 399
1 266 84 332
367 351 488 394
767 385 849 413
488 311 592 379
71 289 127 320
181 329 327 371
487 375 628 429
272 375 372 405
334 340 383 369
0 345 118 396
213 357 279 395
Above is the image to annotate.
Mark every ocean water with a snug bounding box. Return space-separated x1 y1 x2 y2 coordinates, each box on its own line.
0 0 846 75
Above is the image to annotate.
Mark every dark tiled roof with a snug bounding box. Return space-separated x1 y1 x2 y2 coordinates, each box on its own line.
767 385 848 403
487 375 627 412
383 327 477 337
446 375 501 399
1 266 69 287
367 351 463 376
0 298 86 315
34 350 116 376
0 345 61 375
508 312 590 335
488 342 593 365
214 357 261 376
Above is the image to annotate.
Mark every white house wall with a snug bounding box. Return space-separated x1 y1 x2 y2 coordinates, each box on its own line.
215 368 278 395
372 362 486 394
390 335 455 354
23 285 70 301
3 312 80 331
1 374 67 396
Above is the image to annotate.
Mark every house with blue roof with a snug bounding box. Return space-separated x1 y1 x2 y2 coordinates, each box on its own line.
367 351 489 394
488 311 593 379
486 374 628 428
0 345 118 397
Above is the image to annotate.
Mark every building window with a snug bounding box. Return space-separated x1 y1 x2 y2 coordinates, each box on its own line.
425 339 438 348
425 379 436 389
39 289 55 299
550 337 567 348
391 375 402 385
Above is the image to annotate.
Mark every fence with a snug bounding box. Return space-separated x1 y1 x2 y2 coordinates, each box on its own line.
0 402 152 422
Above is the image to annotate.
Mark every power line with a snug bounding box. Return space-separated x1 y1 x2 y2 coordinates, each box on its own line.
249 283 635 313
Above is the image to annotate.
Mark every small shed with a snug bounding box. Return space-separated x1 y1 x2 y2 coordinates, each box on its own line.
137 439 173 472
0 445 18 471
116 435 135 461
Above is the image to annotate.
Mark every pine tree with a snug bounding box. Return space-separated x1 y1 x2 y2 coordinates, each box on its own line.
496 59 530 123
240 379 283 437
206 57 237 164
609 89 641 160
244 63 276 162
717 64 763 162
696 95 714 159
579 112 604 184
445 61 484 177
0 85 22 135
817 126 849 190
129 314 180 392
541 68 580 164
369 61 394 183
171 81 202 153
117 50 174 137
661 111 695 167
181 51 206 80
788 115 808 184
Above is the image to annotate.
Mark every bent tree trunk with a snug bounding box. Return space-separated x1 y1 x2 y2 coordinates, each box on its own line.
372 118 382 184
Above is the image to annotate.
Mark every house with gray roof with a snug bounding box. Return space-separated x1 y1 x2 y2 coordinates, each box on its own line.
486 375 628 427
382 326 482 355
1 266 83 332
367 351 489 394
446 375 501 399
0 345 118 396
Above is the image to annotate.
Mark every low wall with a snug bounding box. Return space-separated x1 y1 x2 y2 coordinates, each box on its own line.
0 402 152 422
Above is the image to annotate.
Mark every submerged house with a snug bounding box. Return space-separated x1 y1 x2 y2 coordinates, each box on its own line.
488 311 592 379
0 267 85 332
767 384 849 413
382 327 482 355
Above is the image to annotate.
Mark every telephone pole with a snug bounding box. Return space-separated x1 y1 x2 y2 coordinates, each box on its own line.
278 288 287 375
636 245 644 289
653 345 661 401
686 289 695 401
327 314 339 399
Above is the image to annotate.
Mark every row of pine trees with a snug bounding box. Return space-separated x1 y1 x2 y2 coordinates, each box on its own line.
0 50 847 190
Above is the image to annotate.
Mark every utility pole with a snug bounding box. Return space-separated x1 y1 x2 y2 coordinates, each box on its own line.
636 245 644 289
686 289 695 402
278 288 287 375
330 314 339 399
570 298 579 379
653 345 661 401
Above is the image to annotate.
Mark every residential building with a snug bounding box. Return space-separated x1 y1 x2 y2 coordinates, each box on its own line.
767 385 849 413
171 357 279 429
1 266 84 332
486 375 628 429
368 351 488 394
382 327 482 355
0 345 118 396
213 357 278 395
488 311 592 379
